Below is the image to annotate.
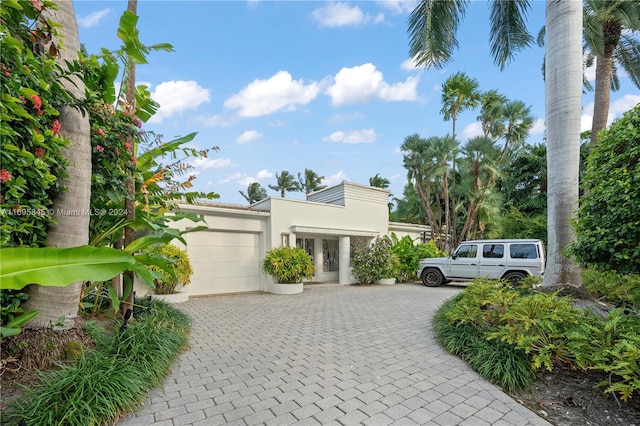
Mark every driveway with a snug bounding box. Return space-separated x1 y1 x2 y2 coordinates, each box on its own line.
119 283 550 425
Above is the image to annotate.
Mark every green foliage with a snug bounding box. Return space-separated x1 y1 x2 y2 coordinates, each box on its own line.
582 268 640 307
568 309 640 401
0 288 37 338
440 276 640 401
444 279 520 328
0 0 75 248
434 295 535 392
390 234 445 282
487 292 581 371
261 246 315 284
0 246 136 290
351 235 400 285
1 299 191 425
570 104 640 274
144 243 194 294
500 207 547 242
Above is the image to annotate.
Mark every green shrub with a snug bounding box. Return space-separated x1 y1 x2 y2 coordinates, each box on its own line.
582 268 640 307
434 295 535 392
569 104 640 274
488 291 582 371
568 308 640 401
1 299 190 425
444 279 519 328
351 235 400 285
390 234 446 282
144 243 194 294
262 246 315 283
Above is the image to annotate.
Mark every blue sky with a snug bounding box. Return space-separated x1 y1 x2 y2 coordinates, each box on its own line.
74 1 640 206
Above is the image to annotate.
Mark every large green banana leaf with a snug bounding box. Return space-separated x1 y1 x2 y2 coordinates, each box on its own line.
0 246 136 290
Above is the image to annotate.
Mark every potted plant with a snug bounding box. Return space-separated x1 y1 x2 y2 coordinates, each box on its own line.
352 235 400 285
262 246 315 294
144 243 194 303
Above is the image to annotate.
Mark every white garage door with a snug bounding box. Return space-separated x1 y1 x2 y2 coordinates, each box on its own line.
186 230 261 295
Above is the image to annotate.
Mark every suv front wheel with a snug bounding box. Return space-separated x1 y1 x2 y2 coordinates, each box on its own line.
421 268 444 287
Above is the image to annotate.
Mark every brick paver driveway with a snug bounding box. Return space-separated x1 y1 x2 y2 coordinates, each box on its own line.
119 283 549 426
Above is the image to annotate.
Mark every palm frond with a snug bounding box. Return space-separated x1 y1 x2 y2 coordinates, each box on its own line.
489 0 534 70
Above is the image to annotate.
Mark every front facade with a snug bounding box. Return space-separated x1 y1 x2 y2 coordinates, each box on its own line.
171 181 429 296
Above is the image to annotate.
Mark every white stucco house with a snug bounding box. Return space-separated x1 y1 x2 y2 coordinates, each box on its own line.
168 181 430 296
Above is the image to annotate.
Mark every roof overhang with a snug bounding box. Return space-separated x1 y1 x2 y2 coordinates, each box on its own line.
290 225 378 237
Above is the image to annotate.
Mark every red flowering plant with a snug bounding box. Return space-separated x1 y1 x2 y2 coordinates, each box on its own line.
0 0 77 248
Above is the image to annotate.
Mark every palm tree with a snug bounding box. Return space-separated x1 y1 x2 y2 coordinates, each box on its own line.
457 136 501 243
298 168 326 195
495 99 534 165
239 182 267 204
477 89 508 138
408 0 584 289
585 0 640 149
23 1 92 329
440 72 481 248
268 171 301 198
369 173 390 189
543 0 584 290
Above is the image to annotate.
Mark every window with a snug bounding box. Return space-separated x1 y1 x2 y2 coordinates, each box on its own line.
482 244 504 258
510 244 538 259
454 244 478 258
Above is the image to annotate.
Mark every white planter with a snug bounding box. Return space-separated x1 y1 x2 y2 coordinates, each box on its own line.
151 290 189 304
376 278 396 285
270 282 304 295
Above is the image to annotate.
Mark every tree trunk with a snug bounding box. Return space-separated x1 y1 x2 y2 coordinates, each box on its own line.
589 53 614 151
24 0 92 329
541 0 583 289
122 0 138 317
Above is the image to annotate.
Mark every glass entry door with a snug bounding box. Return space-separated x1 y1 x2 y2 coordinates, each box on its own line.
296 238 315 262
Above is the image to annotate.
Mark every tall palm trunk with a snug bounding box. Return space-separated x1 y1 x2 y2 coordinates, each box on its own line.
589 21 620 150
541 0 584 290
24 0 92 329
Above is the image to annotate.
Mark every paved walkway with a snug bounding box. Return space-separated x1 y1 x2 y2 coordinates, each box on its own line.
118 283 550 426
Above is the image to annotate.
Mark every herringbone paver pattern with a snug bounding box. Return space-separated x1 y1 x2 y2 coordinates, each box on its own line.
118 283 550 425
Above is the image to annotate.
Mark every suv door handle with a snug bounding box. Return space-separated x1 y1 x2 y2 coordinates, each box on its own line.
470 263 477 266
498 264 505 266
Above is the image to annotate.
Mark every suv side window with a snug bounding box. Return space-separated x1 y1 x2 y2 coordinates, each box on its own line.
482 244 504 258
510 244 538 259
455 244 478 258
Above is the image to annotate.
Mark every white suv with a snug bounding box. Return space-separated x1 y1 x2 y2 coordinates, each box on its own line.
417 239 545 286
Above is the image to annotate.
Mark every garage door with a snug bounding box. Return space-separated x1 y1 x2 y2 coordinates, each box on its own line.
186 230 261 295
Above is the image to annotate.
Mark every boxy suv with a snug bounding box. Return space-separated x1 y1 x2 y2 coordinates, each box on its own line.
417 239 545 287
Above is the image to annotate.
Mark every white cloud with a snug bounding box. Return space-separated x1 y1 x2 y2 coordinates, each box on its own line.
401 56 420 71
224 71 319 117
311 3 376 27
268 120 287 127
191 157 232 170
256 169 273 179
531 118 546 135
580 94 640 132
239 176 256 186
78 9 111 28
327 111 365 124
377 0 416 14
460 122 483 140
149 80 211 123
322 129 377 144
323 171 349 187
610 94 640 116
325 63 419 106
196 113 237 128
236 130 263 144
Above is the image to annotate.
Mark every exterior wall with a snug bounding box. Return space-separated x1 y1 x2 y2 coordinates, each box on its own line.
166 181 413 296
171 204 270 295
388 222 431 243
